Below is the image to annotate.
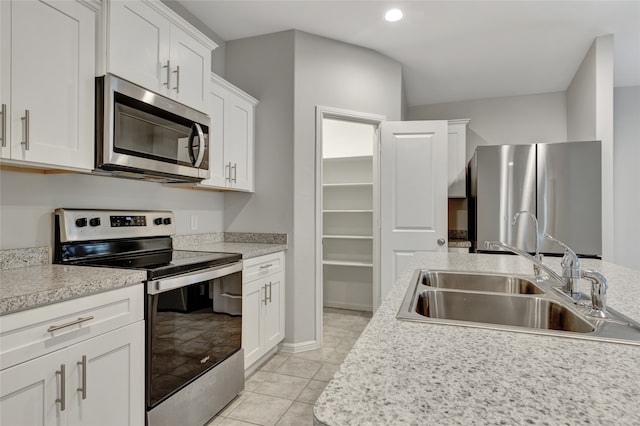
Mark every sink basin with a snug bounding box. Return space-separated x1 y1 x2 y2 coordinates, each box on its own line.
420 270 543 294
414 290 594 333
397 269 640 345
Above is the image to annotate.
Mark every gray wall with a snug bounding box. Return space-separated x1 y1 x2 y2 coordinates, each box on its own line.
222 30 297 345
223 30 402 347
407 92 568 163
292 31 402 345
613 86 640 270
566 35 615 260
223 31 295 236
566 41 597 141
0 170 225 249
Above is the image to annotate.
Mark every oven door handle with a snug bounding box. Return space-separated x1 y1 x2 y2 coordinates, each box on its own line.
148 261 242 295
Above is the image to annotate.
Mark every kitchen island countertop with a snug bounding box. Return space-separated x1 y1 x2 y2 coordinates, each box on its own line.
314 252 640 425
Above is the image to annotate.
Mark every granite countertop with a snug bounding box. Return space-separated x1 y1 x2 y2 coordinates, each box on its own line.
448 239 471 249
314 253 640 425
180 241 287 259
0 236 286 316
0 264 146 316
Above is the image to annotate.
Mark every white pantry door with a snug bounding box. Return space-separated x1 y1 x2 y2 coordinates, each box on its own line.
380 120 448 302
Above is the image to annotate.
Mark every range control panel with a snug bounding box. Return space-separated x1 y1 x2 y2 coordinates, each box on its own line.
56 209 176 242
110 215 147 227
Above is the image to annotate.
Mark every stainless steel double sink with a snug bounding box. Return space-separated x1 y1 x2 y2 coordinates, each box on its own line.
397 270 640 345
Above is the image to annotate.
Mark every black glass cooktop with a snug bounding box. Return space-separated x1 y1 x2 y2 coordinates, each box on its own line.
72 249 241 280
57 236 241 279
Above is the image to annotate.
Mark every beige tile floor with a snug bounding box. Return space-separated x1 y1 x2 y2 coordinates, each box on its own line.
207 308 372 426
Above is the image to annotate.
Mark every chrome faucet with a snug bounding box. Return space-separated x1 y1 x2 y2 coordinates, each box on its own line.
543 233 581 301
484 240 564 283
511 211 542 275
486 239 611 317
581 269 612 319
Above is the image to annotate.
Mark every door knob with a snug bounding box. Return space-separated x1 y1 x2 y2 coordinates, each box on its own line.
437 238 446 246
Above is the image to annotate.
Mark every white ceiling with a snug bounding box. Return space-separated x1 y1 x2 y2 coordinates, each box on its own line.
177 1 640 107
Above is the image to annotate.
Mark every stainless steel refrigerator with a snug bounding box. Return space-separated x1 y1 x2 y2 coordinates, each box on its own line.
468 141 601 257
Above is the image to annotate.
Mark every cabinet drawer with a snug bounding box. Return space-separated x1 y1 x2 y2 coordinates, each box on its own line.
0 284 143 370
243 252 284 282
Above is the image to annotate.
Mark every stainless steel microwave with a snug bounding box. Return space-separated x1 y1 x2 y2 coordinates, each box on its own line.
95 74 210 183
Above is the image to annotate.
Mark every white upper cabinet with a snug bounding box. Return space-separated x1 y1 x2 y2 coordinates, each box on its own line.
170 25 210 110
0 0 96 170
199 73 257 192
105 0 217 112
447 119 470 198
107 0 171 95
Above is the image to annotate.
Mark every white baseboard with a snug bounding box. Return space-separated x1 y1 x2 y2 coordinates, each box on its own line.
278 340 321 354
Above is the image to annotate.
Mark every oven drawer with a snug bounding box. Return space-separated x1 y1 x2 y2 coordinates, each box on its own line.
243 252 284 282
0 284 144 370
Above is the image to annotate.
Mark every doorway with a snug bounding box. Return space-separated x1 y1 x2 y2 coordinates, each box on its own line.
315 106 385 346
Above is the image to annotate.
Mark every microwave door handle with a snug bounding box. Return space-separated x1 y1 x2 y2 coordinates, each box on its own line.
189 123 206 168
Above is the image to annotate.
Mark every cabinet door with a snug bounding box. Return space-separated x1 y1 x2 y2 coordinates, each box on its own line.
226 95 255 192
1 1 10 159
242 280 264 368
170 26 210 112
262 275 285 351
67 322 145 426
0 349 68 426
8 0 94 169
200 82 228 188
108 0 171 95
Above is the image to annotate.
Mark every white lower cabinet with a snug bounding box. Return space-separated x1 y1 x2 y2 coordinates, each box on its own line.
242 252 285 370
0 348 67 426
0 285 144 426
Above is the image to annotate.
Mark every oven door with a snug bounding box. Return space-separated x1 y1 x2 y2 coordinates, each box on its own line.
145 262 242 409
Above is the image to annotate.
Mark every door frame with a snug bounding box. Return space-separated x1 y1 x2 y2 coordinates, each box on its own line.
314 106 386 346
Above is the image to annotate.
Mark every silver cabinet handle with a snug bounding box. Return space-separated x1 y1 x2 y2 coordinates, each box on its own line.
77 355 87 400
232 163 237 183
56 364 66 411
224 162 230 182
21 110 29 150
162 60 171 87
267 282 272 303
259 264 273 269
1 103 6 147
173 65 180 93
47 316 94 333
437 238 446 246
261 285 268 305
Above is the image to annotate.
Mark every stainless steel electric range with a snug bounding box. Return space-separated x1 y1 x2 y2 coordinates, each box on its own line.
53 209 244 426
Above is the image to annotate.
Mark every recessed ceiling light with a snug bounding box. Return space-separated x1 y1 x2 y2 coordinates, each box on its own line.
385 8 403 22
